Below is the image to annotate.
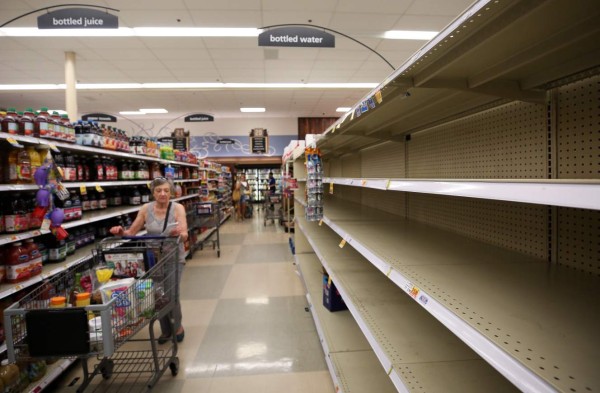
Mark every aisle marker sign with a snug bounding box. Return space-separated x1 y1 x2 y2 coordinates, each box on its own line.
259 27 335 48
38 7 119 29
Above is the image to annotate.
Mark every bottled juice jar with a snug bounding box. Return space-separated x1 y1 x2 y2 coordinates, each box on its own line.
5 242 31 283
34 107 51 139
1 108 19 135
19 108 35 136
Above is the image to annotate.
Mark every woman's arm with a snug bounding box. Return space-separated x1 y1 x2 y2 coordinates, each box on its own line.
124 205 147 236
110 204 147 236
171 203 189 242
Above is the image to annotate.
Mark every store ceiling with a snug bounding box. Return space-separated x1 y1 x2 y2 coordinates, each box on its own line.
0 0 473 121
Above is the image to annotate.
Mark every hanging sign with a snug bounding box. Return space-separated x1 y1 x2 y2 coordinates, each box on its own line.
250 128 269 154
82 113 117 122
184 114 214 122
259 27 335 48
217 138 237 145
38 8 118 29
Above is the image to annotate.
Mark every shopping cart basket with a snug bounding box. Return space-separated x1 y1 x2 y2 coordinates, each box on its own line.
263 192 282 226
193 202 221 257
3 236 181 392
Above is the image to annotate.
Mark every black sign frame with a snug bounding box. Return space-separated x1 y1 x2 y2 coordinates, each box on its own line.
184 114 214 122
259 27 335 48
38 8 118 29
82 113 117 122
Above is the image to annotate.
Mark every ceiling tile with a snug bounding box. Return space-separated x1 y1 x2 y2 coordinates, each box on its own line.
333 0 413 14
329 12 400 31
187 10 261 27
183 0 261 10
261 11 334 27
405 0 473 16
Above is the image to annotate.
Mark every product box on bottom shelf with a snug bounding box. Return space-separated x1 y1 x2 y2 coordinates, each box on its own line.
323 274 347 312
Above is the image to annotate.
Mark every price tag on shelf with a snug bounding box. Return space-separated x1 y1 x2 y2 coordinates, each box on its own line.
386 267 393 277
386 179 391 189
48 143 60 152
327 276 332 286
329 183 334 194
14 284 23 291
56 166 64 178
6 137 23 148
375 90 383 104
318 219 323 226
339 239 346 248
95 184 104 192
387 365 393 376
361 179 367 187
79 185 87 195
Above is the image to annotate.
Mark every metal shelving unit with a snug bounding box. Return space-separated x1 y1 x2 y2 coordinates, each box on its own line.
296 216 519 393
295 252 397 393
324 178 600 210
292 1 600 392
316 198 600 392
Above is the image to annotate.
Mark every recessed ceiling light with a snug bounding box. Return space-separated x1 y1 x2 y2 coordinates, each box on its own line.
140 108 168 114
336 107 352 112
240 108 266 113
384 30 438 40
119 111 145 115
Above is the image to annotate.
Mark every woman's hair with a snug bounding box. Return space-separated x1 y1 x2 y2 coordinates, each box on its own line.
150 177 175 194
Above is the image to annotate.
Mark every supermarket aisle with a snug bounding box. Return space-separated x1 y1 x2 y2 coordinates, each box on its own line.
52 207 334 393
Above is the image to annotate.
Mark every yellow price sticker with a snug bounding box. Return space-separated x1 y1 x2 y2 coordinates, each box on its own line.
79 185 87 195
95 184 104 192
375 90 383 104
386 179 391 189
361 179 367 187
339 239 346 248
6 137 22 147
318 219 323 226
48 143 59 152
327 276 332 286
329 183 334 194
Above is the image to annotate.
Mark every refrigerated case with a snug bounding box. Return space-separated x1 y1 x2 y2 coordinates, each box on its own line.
241 168 281 203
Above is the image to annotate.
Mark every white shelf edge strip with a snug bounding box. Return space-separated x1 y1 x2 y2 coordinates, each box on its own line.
297 219 403 393
324 177 600 210
319 214 556 393
26 358 76 393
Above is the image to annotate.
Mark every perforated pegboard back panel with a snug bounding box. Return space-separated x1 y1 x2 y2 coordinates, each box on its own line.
407 101 547 179
556 74 600 179
327 158 343 178
407 194 548 259
362 188 407 218
360 141 406 178
341 154 362 178
557 207 600 276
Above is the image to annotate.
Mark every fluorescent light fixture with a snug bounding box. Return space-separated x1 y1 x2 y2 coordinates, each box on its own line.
0 82 378 91
240 107 266 113
384 30 438 40
0 27 260 37
140 108 168 114
119 111 145 115
336 107 352 112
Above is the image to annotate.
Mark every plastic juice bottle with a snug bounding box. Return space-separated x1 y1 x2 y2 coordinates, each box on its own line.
1 108 19 135
74 120 83 145
5 242 30 283
25 147 41 178
19 108 35 136
33 107 51 138
63 152 76 181
6 149 18 183
5 195 28 233
93 122 102 148
69 190 82 220
89 190 98 210
50 112 63 140
60 114 73 143
16 149 32 184
24 239 42 278
49 297 66 308
81 121 92 146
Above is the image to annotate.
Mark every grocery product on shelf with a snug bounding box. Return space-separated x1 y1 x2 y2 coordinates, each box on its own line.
1 108 18 135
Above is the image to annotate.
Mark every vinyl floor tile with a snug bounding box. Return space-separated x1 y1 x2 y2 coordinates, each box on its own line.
220 263 305 299
234 243 293 264
180 265 232 299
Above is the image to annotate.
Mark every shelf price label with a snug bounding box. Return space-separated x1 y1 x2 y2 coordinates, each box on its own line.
386 179 391 189
6 137 23 148
374 90 383 104
48 143 60 153
318 219 323 226
80 185 87 195
40 218 51 232
361 179 367 187
329 183 334 194
339 239 346 248
95 184 104 192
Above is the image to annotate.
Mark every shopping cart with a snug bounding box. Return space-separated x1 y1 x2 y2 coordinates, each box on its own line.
193 202 221 257
263 192 283 226
4 236 181 392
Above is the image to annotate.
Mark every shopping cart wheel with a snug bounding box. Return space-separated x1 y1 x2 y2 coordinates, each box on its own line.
101 360 114 379
169 357 180 376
